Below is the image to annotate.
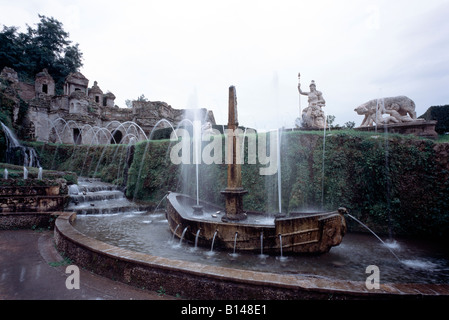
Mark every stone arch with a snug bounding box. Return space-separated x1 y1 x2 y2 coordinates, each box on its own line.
111 130 123 144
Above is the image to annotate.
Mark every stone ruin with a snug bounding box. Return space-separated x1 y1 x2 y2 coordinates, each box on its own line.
0 67 216 145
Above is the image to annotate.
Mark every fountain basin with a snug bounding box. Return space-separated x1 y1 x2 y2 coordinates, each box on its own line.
166 192 347 254
56 211 449 299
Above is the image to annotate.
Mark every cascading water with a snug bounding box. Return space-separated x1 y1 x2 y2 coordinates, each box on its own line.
68 184 80 195
1 121 41 168
66 177 150 215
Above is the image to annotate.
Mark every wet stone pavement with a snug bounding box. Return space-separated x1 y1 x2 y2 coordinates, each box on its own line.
0 229 177 300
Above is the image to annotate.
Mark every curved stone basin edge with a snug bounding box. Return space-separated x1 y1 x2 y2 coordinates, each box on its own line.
54 212 449 300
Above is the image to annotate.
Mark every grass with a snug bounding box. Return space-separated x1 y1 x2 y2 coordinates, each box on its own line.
437 134 449 143
48 256 73 267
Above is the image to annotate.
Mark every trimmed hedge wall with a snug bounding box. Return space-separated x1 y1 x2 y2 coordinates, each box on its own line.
30 130 449 241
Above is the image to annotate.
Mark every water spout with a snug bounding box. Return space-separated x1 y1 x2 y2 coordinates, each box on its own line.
3 168 8 179
277 128 282 214
23 167 28 180
233 232 238 255
346 213 401 262
277 234 287 261
193 120 202 206
210 230 218 252
279 234 283 257
38 167 43 180
194 229 201 249
259 232 267 259
172 224 181 242
153 194 168 213
179 227 188 245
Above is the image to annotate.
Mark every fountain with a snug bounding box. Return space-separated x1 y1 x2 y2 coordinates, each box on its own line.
166 86 347 254
41 83 448 299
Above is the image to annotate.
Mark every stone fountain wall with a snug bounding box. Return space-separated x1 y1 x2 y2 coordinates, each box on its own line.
0 168 70 229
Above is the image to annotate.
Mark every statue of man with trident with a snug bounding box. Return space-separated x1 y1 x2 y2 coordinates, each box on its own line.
296 73 327 129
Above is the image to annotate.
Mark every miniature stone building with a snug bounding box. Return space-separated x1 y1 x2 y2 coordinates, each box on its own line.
88 81 103 105
35 69 55 97
63 72 89 95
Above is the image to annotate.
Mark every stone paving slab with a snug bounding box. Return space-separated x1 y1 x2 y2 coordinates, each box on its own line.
0 229 177 300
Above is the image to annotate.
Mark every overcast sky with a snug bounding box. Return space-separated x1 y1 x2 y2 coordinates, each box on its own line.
1 0 449 130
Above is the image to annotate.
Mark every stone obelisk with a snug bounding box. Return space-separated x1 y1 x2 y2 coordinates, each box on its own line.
221 86 248 222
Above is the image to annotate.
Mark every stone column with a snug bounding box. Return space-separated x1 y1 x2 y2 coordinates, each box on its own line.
221 86 248 222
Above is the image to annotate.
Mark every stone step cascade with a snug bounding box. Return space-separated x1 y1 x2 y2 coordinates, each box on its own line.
0 183 67 213
67 178 150 215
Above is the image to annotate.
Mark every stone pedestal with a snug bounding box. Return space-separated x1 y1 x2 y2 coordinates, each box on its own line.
221 188 248 222
355 120 438 139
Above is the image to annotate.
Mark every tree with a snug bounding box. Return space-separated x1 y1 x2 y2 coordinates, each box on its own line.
419 105 449 134
0 26 22 70
137 94 148 102
343 121 356 129
125 100 133 108
0 15 83 93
